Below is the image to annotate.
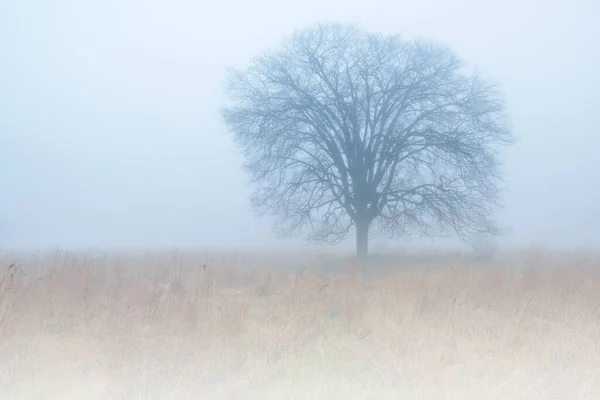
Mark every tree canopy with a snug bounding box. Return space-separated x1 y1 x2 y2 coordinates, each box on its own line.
223 23 514 258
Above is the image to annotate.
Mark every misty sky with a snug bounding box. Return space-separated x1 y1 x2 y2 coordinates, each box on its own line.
1 0 599 251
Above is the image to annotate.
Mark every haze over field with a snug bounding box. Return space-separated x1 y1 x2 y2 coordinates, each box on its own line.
1 0 599 251
1 252 599 399
2 3 600 397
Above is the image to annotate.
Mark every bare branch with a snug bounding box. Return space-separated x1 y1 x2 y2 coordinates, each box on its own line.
222 23 514 257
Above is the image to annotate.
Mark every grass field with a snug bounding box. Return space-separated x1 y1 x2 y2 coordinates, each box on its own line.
0 250 599 399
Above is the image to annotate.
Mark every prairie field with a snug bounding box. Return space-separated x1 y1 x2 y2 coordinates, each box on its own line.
0 249 599 399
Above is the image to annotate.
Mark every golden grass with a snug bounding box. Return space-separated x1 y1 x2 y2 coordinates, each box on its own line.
0 250 599 399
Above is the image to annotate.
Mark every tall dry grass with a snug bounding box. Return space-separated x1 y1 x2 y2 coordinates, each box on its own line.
0 250 599 399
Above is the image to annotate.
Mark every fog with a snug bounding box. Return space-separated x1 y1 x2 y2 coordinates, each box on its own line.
1 0 599 251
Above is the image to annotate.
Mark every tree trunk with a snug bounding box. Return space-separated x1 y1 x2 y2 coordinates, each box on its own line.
356 216 370 259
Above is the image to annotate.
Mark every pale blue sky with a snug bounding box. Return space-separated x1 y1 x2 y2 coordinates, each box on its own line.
1 0 599 250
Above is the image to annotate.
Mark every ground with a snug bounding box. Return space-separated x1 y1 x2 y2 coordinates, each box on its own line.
0 249 598 399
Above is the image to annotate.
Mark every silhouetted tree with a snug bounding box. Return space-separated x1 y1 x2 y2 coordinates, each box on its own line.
223 23 514 258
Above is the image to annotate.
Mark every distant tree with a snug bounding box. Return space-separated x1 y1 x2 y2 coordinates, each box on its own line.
222 23 514 259
468 231 499 261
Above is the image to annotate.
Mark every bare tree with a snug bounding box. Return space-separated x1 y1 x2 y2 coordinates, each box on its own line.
223 23 514 258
